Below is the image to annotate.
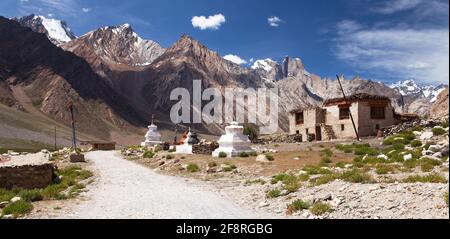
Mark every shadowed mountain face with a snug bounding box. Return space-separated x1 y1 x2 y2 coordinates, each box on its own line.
0 17 145 140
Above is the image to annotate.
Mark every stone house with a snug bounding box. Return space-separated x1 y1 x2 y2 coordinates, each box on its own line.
289 93 400 141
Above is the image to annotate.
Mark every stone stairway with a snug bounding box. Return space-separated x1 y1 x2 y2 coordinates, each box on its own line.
323 125 337 141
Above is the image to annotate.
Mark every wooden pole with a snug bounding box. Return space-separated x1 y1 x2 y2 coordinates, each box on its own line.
336 75 360 141
54 126 57 151
69 104 77 150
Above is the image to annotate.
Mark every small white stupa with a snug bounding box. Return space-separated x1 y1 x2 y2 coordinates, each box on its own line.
175 128 199 154
212 122 255 157
141 115 162 147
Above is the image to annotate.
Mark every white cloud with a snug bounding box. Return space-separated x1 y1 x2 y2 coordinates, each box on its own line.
336 20 363 35
372 0 424 14
249 58 254 63
223 54 247 65
18 0 80 16
47 13 53 17
268 16 283 27
333 21 449 84
191 14 225 30
82 7 91 13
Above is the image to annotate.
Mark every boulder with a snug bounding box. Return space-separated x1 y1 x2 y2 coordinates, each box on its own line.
441 145 449 157
420 132 434 141
10 197 21 203
377 154 389 160
256 155 270 163
429 145 442 153
0 201 8 208
403 154 413 161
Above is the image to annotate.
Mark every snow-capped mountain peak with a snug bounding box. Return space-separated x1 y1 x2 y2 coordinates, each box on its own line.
390 79 448 103
251 58 276 72
15 14 76 45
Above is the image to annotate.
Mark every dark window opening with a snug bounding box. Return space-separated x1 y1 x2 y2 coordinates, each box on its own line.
306 129 309 135
339 108 350 120
296 130 300 135
375 124 380 130
371 107 385 119
341 124 345 131
295 112 304 125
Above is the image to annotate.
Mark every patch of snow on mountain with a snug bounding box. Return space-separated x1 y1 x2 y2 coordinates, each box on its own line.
39 16 73 43
251 59 275 72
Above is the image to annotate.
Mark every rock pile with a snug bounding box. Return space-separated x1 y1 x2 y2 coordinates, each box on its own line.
258 134 303 144
192 141 219 155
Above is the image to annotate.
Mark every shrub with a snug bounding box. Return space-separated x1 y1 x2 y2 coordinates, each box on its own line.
302 165 332 175
445 192 449 206
403 173 448 183
271 173 290 184
354 147 378 156
335 162 346 168
283 176 300 193
243 125 258 142
410 140 423 147
248 151 258 157
186 164 200 173
298 173 310 182
310 202 332 216
218 152 227 158
2 200 33 217
433 128 446 136
311 174 339 186
266 189 281 198
0 189 15 202
143 151 155 159
321 148 333 157
265 154 274 161
208 161 217 168
441 120 449 129
341 169 372 183
411 126 424 132
320 157 332 165
375 164 396 175
287 200 310 214
18 189 43 202
166 154 174 160
335 144 353 153
222 163 237 172
420 158 442 172
239 152 249 158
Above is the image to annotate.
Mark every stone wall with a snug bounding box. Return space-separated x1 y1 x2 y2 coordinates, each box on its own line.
0 163 55 190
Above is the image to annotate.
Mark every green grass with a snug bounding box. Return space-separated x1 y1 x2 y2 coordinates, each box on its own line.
310 202 332 216
321 148 333 157
18 189 43 202
441 120 449 129
239 152 249 158
410 140 423 147
420 158 442 172
445 192 449 206
335 144 354 153
266 189 281 198
244 179 266 185
166 154 174 160
287 199 310 214
403 173 448 183
270 173 301 193
42 166 93 200
311 174 339 186
375 164 397 175
222 163 237 172
0 138 57 154
432 128 446 136
186 163 200 173
341 169 373 183
411 126 424 132
1 200 33 217
302 165 332 175
207 161 217 168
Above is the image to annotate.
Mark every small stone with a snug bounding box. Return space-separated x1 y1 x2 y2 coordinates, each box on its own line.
293 157 300 160
2 214 14 219
377 154 389 160
403 154 413 161
420 132 434 141
432 152 442 159
330 198 342 207
10 197 21 203
259 201 270 208
0 201 8 208
429 145 441 153
256 155 270 163
41 149 49 154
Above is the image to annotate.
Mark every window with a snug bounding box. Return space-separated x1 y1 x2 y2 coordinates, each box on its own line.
306 129 309 135
375 124 380 130
295 112 304 125
371 107 385 119
296 130 300 135
341 124 345 131
339 108 350 120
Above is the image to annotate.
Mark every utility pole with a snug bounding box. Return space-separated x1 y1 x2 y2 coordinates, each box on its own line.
68 104 77 150
336 75 360 141
54 126 57 151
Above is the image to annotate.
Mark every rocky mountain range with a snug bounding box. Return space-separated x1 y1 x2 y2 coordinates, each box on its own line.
1 14 448 143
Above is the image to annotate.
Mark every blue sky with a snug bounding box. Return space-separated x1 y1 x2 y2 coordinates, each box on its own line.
1 0 449 85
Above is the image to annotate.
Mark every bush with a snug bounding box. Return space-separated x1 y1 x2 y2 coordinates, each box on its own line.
218 152 227 158
243 125 258 142
239 152 249 158
410 140 423 147
354 147 378 156
375 164 396 175
433 128 446 136
222 164 237 172
341 169 372 183
420 158 442 172
248 151 258 157
0 189 15 202
2 200 33 217
166 154 174 160
265 154 275 161
186 164 200 173
321 148 333 157
310 202 332 216
441 120 449 129
311 174 339 186
320 157 332 165
208 161 217 168
143 151 155 159
287 200 310 214
18 189 43 202
336 144 354 153
403 173 448 183
266 189 281 198
411 126 424 132
283 176 300 193
302 165 332 175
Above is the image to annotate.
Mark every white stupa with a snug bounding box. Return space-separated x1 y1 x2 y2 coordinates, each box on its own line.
212 122 255 157
175 128 199 154
141 115 162 147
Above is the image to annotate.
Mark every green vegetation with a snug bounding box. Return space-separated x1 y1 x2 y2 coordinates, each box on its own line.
410 140 423 147
186 164 200 173
383 131 416 146
42 166 93 200
143 150 155 159
18 189 43 202
266 189 281 198
403 173 448 183
239 152 249 158
445 192 449 206
432 127 446 136
302 165 332 175
218 152 227 158
336 143 379 156
243 125 258 142
222 163 237 172
166 154 174 160
341 169 372 183
420 158 442 172
335 144 353 153
1 200 33 217
244 179 266 185
0 138 56 154
265 154 275 161
271 173 301 193
207 161 217 168
0 188 15 202
310 202 332 216
441 120 449 129
286 199 310 214
375 164 397 175
411 126 424 132
321 148 333 157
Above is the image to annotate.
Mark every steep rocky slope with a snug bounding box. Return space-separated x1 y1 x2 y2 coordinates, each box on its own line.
430 88 449 119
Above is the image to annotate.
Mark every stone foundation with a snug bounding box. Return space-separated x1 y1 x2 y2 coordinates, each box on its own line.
0 163 55 190
193 142 219 155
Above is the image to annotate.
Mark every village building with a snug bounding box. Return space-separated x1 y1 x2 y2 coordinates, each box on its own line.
289 93 400 141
